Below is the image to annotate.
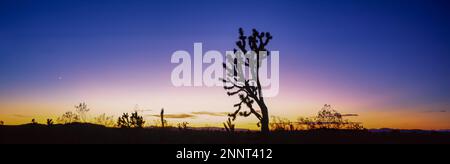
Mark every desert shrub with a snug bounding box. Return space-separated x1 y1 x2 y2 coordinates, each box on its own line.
117 113 131 128
117 112 145 128
47 119 54 126
298 104 364 130
75 102 90 122
94 113 115 127
297 117 316 130
270 116 296 131
58 111 80 124
31 118 38 125
0 120 4 125
177 122 189 130
150 119 172 128
130 112 145 128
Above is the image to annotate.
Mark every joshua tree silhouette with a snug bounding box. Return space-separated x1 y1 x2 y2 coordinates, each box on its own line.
222 28 273 133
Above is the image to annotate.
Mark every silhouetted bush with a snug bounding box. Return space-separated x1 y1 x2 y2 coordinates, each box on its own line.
75 102 90 122
31 118 38 125
298 104 364 130
177 122 189 131
117 112 145 128
297 117 317 130
47 119 54 126
0 120 4 126
130 112 145 128
58 111 80 124
270 116 296 131
117 113 131 128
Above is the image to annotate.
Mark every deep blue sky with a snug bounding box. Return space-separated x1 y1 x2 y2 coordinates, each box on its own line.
0 0 449 127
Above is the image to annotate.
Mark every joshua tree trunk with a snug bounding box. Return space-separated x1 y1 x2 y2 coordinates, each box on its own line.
259 103 270 133
256 46 270 134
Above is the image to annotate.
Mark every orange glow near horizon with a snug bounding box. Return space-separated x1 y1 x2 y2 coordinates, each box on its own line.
1 80 449 130
0 44 448 130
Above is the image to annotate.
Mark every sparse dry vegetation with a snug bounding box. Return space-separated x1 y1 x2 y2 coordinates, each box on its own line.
93 114 115 127
177 122 189 130
297 104 364 130
117 112 145 128
75 102 90 122
47 119 54 126
58 111 80 124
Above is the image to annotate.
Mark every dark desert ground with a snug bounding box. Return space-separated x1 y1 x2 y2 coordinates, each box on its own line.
1 123 449 144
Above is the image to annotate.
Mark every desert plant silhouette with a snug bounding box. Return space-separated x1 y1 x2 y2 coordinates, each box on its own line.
31 118 38 125
298 104 364 130
160 108 166 128
271 116 296 131
223 118 235 133
46 119 54 126
222 28 273 133
58 111 80 124
0 120 3 125
94 113 115 127
130 112 145 128
177 122 189 131
117 113 131 128
75 102 90 122
117 112 145 128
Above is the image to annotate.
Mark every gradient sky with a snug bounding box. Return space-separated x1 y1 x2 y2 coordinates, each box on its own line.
1 0 449 129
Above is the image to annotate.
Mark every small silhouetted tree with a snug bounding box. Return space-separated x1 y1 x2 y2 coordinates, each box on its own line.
222 28 273 133
0 121 4 125
58 111 80 124
117 112 145 128
46 119 54 126
75 102 90 122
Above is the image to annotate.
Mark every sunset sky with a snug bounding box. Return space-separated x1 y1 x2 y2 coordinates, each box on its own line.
1 0 449 130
